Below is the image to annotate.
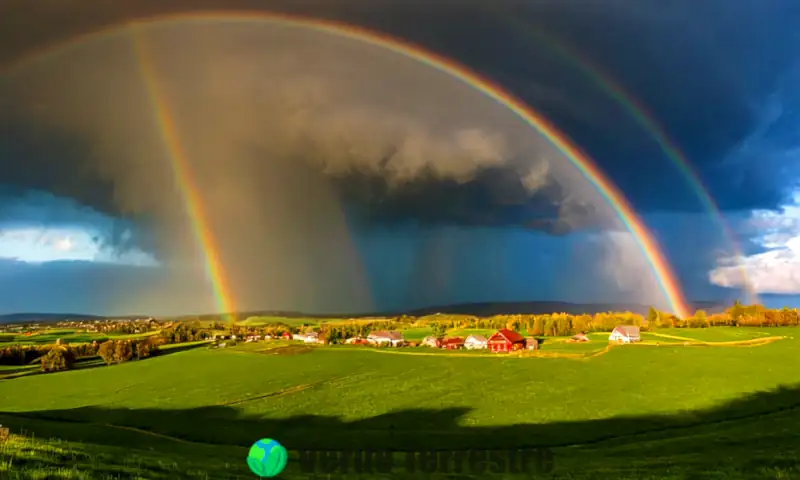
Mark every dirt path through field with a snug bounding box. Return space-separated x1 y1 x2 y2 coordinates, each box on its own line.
647 332 697 341
638 336 786 347
326 345 615 360
103 424 198 445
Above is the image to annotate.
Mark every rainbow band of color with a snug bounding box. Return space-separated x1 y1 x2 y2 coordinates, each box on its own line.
132 30 236 320
524 24 759 303
4 10 693 319
491 14 756 303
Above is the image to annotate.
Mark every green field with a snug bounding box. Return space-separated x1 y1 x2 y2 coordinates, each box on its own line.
0 327 798 479
0 329 159 346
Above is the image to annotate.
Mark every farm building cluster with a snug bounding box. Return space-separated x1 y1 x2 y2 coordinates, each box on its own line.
218 325 642 351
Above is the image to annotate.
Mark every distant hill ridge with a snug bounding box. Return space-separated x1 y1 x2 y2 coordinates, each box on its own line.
0 300 728 324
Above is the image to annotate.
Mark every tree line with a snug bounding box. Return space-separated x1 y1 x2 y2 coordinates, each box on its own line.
235 303 799 344
2 303 796 368
0 322 213 369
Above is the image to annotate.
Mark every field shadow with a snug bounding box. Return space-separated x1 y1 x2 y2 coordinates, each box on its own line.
3 383 799 454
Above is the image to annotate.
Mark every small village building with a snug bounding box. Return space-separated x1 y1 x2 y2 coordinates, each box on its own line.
487 329 526 353
292 333 307 341
422 336 442 348
280 332 292 340
367 331 405 347
570 332 590 343
441 337 465 350
525 337 539 350
464 335 488 350
608 325 641 344
345 336 363 344
304 332 322 344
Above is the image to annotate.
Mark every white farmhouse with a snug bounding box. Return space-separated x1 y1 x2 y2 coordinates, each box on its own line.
608 325 641 344
367 331 405 347
304 332 322 344
464 335 488 350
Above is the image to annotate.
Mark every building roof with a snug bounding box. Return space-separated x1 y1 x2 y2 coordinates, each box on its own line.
369 330 404 340
613 325 641 336
489 329 525 343
442 337 464 345
465 335 487 343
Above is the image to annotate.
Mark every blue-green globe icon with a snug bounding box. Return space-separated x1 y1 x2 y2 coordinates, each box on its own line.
247 438 287 478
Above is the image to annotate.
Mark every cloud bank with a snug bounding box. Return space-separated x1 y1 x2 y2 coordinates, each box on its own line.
2 20 651 313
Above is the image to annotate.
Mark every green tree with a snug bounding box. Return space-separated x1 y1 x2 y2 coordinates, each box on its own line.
41 346 75 372
136 340 152 359
690 310 709 328
646 307 660 325
431 323 447 337
728 300 745 322
114 341 134 363
98 341 116 365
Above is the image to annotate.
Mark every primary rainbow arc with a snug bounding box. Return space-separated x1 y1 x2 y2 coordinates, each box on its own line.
5 10 694 319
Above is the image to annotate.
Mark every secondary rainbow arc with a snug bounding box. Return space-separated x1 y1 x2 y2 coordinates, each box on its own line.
494 17 756 304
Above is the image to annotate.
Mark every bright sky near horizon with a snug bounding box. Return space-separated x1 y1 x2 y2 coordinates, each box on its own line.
0 227 157 266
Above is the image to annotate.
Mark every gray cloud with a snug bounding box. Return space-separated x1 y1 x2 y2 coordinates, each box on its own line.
2 20 622 313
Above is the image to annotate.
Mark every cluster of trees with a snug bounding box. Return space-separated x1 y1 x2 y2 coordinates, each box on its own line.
160 323 212 344
0 344 48 366
40 345 76 372
96 337 161 365
1 325 209 371
231 303 798 343
37 337 164 372
6 302 797 370
412 312 646 337
648 302 800 329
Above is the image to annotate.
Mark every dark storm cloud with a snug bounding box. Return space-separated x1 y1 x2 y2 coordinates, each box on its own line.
3 17 631 313
3 0 799 220
1 16 609 244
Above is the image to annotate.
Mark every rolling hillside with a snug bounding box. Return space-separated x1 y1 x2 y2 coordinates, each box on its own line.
1 300 728 324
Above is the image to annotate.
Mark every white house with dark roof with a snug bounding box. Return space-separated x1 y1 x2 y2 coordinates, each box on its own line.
367 330 405 347
608 325 641 343
303 332 322 344
464 335 488 349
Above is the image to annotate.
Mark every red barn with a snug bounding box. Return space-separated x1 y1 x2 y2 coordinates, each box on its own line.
487 329 526 353
441 337 465 350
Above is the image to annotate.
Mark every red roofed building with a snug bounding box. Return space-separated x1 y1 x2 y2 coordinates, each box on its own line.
441 337 465 350
487 329 526 353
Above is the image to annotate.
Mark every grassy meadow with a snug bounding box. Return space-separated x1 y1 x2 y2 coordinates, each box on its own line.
0 326 798 478
0 329 160 346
